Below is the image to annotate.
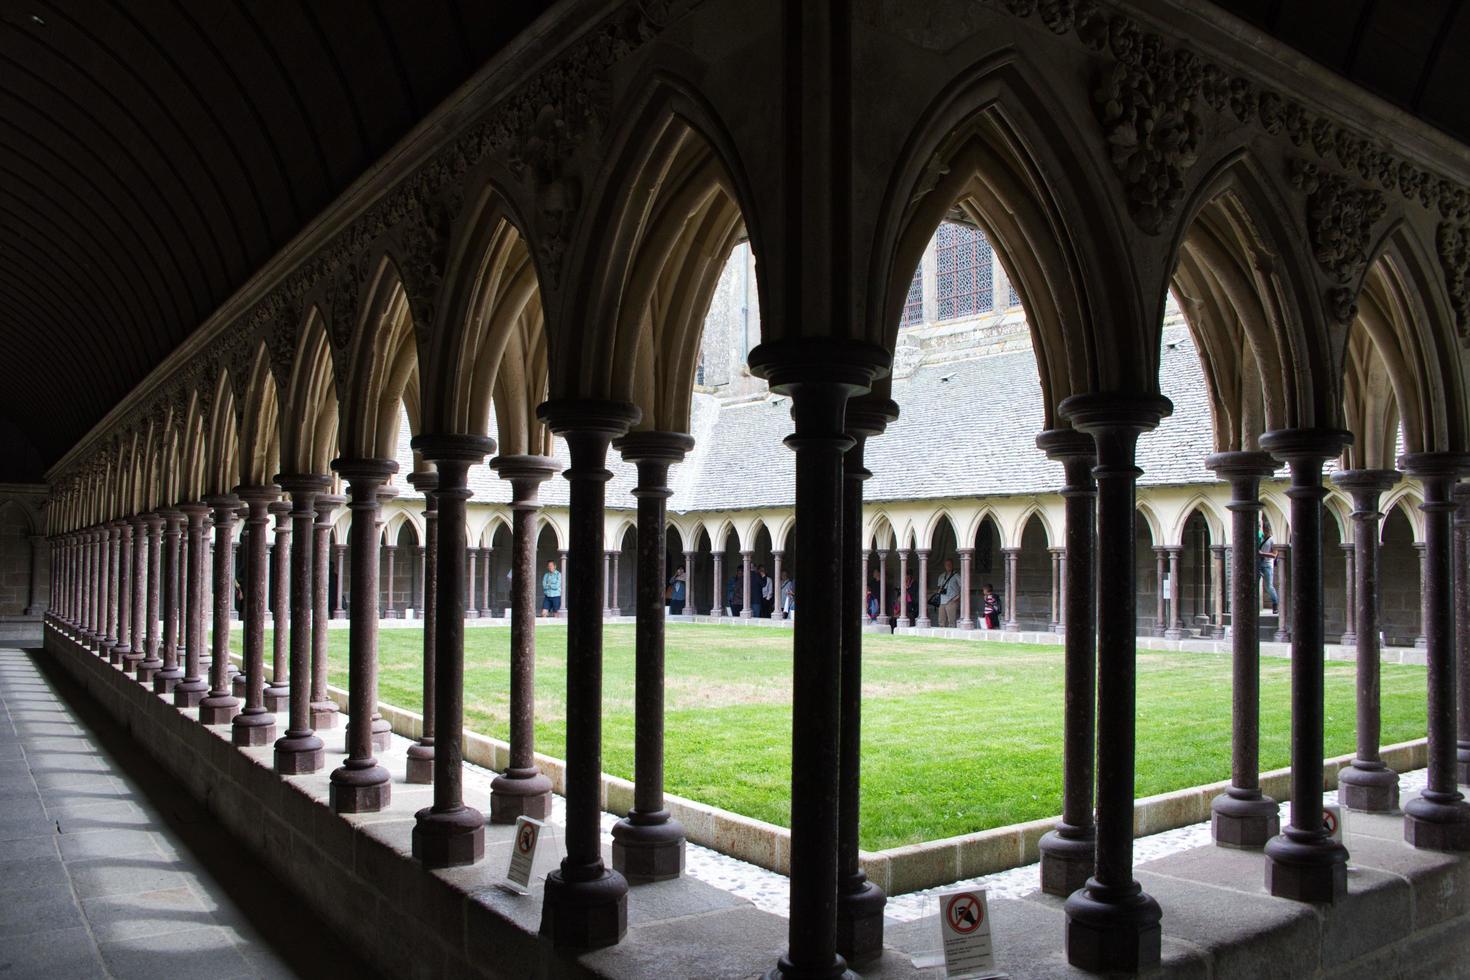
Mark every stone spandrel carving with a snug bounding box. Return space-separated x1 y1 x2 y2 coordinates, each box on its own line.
1289 160 1386 323
1438 222 1470 342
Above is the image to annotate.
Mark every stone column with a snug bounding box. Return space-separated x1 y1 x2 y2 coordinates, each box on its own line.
1153 547 1168 636
896 550 910 627
1455 484 1470 784
1059 394 1168 973
957 548 974 629
28 534 45 618
99 523 117 657
412 436 493 868
135 513 165 682
93 527 107 650
739 551 753 618
265 501 291 711
836 399 894 965
611 550 622 617
328 459 396 813
198 497 241 724
113 522 133 664
126 515 148 673
536 399 638 948
332 544 347 618
154 510 184 693
466 544 479 618
749 340 886 980
1415 542 1429 650
682 550 698 617
611 432 694 883
770 551 786 621
1273 545 1292 642
1049 547 1062 631
876 548 889 626
232 488 277 746
1339 543 1357 646
1002 547 1020 631
1400 454 1470 850
914 550 931 628
1260 429 1350 903
711 552 723 617
274 476 328 774
1206 452 1281 847
411 544 425 618
489 455 557 820
382 543 398 619
174 505 210 707
1037 430 1099 896
405 471 438 785
1164 547 1186 640
1210 545 1228 638
601 551 613 615
311 496 344 728
559 550 569 619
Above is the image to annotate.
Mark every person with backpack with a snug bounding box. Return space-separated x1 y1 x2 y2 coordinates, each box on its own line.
1258 517 1279 614
981 582 1002 629
668 566 687 615
760 565 774 617
935 558 961 627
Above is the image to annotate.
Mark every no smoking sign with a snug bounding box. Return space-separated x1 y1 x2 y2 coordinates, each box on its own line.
938 888 1002 978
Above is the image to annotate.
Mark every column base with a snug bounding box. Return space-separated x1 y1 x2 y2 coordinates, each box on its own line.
1038 827 1096 897
1003 620 1019 632
329 761 392 813
405 742 434 784
231 674 246 699
1339 631 1357 647
914 618 930 628
1264 830 1348 902
1211 788 1281 848
835 877 886 967
1063 879 1162 973
332 610 347 620
108 643 127 666
761 959 855 980
383 610 399 619
310 700 340 729
1458 744 1470 786
1273 629 1291 643
152 667 184 695
231 710 276 747
263 683 289 714
895 618 910 628
1404 793 1470 851
135 659 162 684
371 717 392 751
412 804 486 869
1163 628 1187 640
172 679 208 708
540 868 628 949
274 732 325 774
1338 761 1400 812
197 695 240 725
490 769 554 824
611 814 685 883
958 619 974 630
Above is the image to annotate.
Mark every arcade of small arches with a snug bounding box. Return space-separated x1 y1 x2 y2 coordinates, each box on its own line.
33 2 1470 977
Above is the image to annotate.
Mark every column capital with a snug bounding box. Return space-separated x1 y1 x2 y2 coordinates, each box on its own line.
234 484 281 508
1397 452 1470 481
314 494 346 519
1259 428 1352 461
275 473 331 496
1205 450 1278 480
747 339 889 394
177 501 210 519
411 432 496 464
268 499 292 521
1058 393 1172 433
405 470 438 496
331 457 398 484
958 548 973 559
204 493 242 516
1035 427 1096 460
1330 468 1402 496
612 430 695 465
847 395 899 439
536 398 640 437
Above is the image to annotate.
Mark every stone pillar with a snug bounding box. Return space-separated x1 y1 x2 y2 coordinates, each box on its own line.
749 340 886 980
770 550 786 621
682 550 698 617
1059 394 1169 973
311 496 344 729
1339 543 1357 646
956 548 973 630
1273 545 1292 642
536 399 638 949
466 544 480 617
126 515 148 673
914 550 930 628
274 476 328 774
836 398 894 965
1456 484 1470 784
611 431 695 883
1260 429 1350 903
876 547 889 626
1164 546 1186 640
1210 545 1228 638
1049 547 1062 631
739 550 753 618
601 551 613 616
329 459 396 813
92 527 106 649
611 550 623 617
1002 547 1020 631
198 497 241 725
412 436 494 868
711 552 723 617
1400 454 1470 850
489 455 558 821
99 523 117 656
1332 470 1401 811
895 550 910 627
155 510 185 693
559 550 569 619
231 488 277 746
265 501 291 711
1205 452 1281 847
332 543 347 619
135 513 165 682
405 471 438 785
1037 430 1099 896
1415 542 1429 650
174 505 210 707
411 544 425 618
382 543 398 619
1153 547 1168 637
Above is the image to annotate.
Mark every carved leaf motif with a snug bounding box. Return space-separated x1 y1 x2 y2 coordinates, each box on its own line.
1094 52 1203 234
1289 160 1386 322
1438 223 1470 342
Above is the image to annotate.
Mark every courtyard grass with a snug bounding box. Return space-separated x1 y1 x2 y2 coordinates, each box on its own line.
260 624 1427 851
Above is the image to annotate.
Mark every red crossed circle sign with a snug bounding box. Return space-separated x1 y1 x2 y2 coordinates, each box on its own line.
1322 809 1338 835
517 825 536 854
945 893 983 934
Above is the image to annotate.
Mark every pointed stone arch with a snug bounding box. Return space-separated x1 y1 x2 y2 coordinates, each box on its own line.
338 255 421 462
281 307 340 476
237 344 282 487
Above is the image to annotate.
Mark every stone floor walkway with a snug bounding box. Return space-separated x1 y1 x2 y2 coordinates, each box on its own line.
0 647 379 980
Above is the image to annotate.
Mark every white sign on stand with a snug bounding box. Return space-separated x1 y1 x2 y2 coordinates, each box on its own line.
505 816 543 892
1323 804 1345 845
938 888 1005 979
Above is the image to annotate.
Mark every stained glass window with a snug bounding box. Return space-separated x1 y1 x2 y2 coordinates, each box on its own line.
899 266 924 326
1008 282 1021 308
936 222 994 320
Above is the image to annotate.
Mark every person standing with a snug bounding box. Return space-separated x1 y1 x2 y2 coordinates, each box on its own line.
781 576 795 616
936 558 961 628
726 573 742 617
760 565 774 618
1258 517 1279 615
981 583 1001 629
668 566 687 616
901 571 917 622
540 559 562 618
867 569 881 621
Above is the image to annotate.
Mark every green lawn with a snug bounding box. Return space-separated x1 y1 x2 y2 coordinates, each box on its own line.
253 624 1428 851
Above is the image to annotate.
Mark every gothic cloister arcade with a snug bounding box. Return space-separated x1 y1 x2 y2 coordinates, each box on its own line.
15 2 1470 977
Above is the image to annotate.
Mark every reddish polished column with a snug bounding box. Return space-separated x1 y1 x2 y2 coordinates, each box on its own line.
411 437 492 867
1037 430 1100 895
137 514 164 682
537 400 637 948
174 504 210 707
1153 548 1168 636
770 551 785 621
711 552 723 618
332 544 347 618
198 498 242 724
466 543 479 618
1060 394 1170 973
896 550 910 627
1049 547 1062 631
1339 543 1357 646
611 432 694 882
1333 470 1401 811
610 551 621 617
265 501 292 711
914 550 930 628
836 399 894 965
1261 429 1350 903
99 523 118 657
1400 454 1470 850
957 549 974 629
1273 545 1293 642
1002 547 1020 631
329 460 395 813
382 544 398 619
107 524 126 661
1210 545 1228 638
274 476 327 774
1206 452 1281 846
125 516 147 673
233 488 278 746
312 496 344 728
154 509 185 693
489 455 557 821
405 471 438 785
1164 547 1185 639
1456 484 1470 784
739 550 752 619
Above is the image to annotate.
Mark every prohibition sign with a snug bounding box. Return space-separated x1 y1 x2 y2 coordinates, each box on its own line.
945 893 984 934
1322 809 1338 836
517 824 536 854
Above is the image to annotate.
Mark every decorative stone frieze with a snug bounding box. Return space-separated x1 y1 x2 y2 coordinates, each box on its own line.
1288 160 1386 323
1439 222 1470 340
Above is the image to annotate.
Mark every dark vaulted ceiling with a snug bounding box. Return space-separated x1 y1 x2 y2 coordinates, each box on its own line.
0 0 549 479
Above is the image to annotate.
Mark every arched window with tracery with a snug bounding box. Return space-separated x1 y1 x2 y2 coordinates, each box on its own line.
935 221 994 320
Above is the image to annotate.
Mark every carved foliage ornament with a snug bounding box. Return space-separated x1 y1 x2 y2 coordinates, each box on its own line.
1439 223 1470 340
1289 160 1386 323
